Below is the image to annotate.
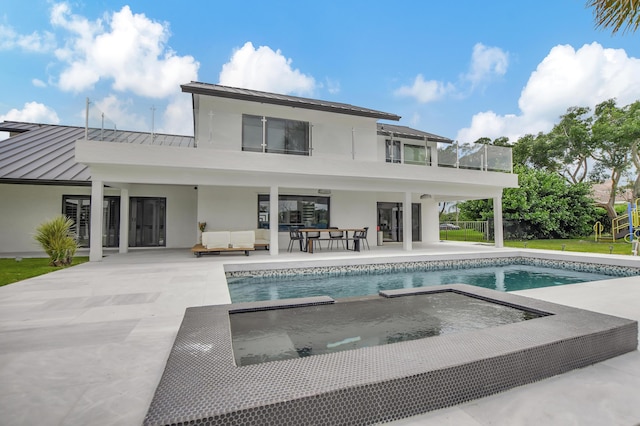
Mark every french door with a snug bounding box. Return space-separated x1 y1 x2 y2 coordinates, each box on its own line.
63 195 120 247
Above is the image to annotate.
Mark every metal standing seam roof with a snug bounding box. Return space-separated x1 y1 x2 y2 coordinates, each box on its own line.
377 123 453 143
181 82 402 121
0 121 194 184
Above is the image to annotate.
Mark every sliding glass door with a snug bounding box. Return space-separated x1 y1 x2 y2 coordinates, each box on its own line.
129 197 166 247
377 202 421 242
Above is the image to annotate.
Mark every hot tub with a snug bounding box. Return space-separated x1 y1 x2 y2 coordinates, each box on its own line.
144 284 637 426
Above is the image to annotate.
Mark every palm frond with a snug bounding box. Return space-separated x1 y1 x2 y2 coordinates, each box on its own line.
587 0 640 34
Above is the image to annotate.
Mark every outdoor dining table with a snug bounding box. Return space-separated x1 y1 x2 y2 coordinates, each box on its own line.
298 228 366 253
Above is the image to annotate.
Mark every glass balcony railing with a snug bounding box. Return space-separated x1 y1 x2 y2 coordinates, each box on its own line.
83 100 512 173
437 142 512 173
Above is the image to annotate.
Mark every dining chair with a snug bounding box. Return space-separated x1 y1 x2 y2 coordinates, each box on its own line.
287 229 305 252
306 231 322 251
353 227 370 250
328 227 345 250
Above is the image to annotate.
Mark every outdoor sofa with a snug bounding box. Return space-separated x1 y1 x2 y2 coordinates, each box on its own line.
191 231 255 257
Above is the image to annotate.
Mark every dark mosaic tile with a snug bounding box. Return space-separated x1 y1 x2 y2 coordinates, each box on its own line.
143 285 637 425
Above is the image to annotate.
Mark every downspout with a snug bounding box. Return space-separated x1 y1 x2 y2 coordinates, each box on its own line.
351 127 355 160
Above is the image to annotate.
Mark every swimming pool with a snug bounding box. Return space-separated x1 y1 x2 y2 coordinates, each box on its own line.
228 263 623 303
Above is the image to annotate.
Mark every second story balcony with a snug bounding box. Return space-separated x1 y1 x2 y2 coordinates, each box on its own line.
77 99 515 193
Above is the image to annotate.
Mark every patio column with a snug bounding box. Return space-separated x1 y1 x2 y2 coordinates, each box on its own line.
421 197 439 243
403 191 412 251
89 179 104 262
269 186 279 255
493 194 504 248
119 186 129 254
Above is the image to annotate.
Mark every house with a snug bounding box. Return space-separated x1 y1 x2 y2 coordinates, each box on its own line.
0 82 518 260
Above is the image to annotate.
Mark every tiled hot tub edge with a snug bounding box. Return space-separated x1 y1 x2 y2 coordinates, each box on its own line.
143 285 638 426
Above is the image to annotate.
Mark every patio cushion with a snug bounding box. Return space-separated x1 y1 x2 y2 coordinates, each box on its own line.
203 231 231 249
230 231 255 249
254 229 270 246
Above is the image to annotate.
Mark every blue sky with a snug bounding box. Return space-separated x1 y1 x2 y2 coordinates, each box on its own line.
1 1 639 143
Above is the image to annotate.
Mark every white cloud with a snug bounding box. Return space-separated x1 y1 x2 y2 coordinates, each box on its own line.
219 42 316 95
457 42 640 143
1 101 60 124
86 95 146 131
465 43 509 87
159 93 194 136
396 43 507 104
32 78 47 87
51 3 199 98
394 74 455 103
0 24 56 52
325 77 341 95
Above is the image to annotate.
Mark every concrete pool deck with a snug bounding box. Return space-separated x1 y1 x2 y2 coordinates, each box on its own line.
1 242 639 425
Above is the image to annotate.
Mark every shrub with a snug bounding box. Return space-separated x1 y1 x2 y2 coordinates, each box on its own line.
34 215 78 266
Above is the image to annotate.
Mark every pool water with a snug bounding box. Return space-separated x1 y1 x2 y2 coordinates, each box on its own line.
228 264 616 303
229 291 546 366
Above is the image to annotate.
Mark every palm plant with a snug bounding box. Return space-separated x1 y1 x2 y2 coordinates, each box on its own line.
587 0 640 34
34 215 78 266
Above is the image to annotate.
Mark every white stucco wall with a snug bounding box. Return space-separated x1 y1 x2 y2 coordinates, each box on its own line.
194 95 379 162
0 184 92 253
0 183 196 254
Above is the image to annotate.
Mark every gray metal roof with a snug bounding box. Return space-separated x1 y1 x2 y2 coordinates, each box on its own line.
377 123 453 143
0 121 194 185
181 82 402 121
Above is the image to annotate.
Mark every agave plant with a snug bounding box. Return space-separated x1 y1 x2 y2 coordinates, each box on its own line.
34 215 78 266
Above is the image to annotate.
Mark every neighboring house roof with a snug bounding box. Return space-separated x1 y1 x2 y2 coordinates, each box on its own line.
377 123 453 144
181 82 402 121
591 180 634 205
0 121 194 185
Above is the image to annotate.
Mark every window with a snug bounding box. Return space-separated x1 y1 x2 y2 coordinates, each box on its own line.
404 144 427 165
242 115 310 155
385 140 401 163
258 195 330 231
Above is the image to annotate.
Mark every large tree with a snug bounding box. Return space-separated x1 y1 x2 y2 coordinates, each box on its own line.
590 99 639 217
587 0 640 34
626 101 640 199
511 107 594 183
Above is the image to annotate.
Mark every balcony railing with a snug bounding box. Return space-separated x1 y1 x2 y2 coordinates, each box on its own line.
437 143 513 173
83 100 512 173
83 98 194 147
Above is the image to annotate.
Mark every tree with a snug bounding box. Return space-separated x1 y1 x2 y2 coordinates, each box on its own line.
626 101 640 199
546 106 594 184
587 0 640 34
511 107 594 183
590 99 638 217
459 166 597 239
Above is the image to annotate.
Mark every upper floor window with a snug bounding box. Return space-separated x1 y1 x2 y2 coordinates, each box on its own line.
242 114 310 156
404 144 432 166
385 140 401 163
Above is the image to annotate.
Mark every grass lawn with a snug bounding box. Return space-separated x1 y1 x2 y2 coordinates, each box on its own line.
439 229 487 242
0 257 89 287
504 239 633 255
